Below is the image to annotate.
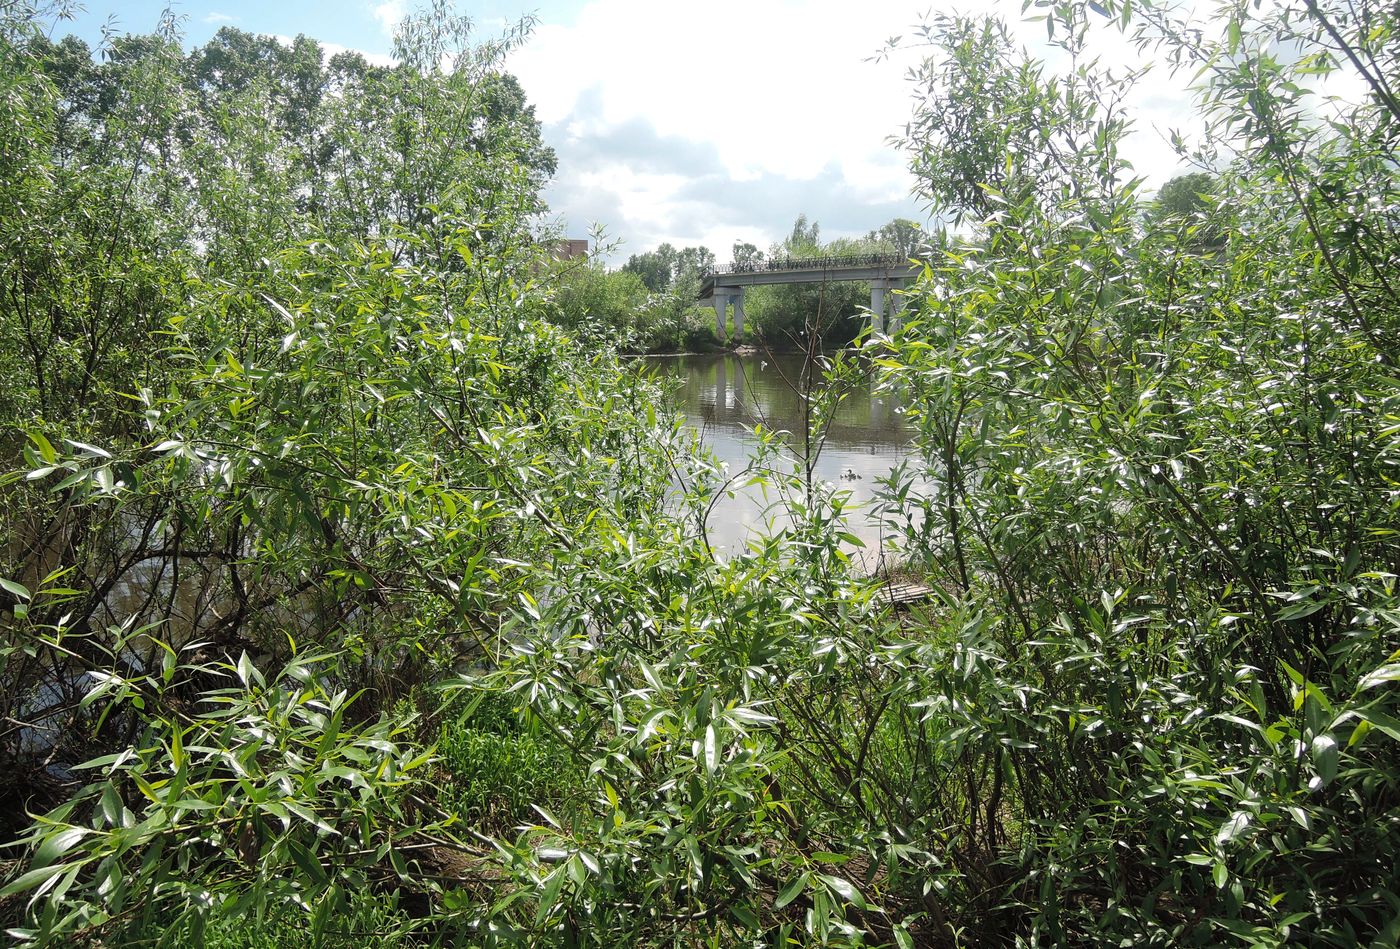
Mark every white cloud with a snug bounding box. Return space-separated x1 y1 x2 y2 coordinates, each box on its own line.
371 0 406 38
272 34 396 69
511 0 927 185
508 0 1203 262
321 41 395 68
202 12 237 24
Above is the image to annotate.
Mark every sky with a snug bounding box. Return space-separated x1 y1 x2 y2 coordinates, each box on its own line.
56 0 1205 264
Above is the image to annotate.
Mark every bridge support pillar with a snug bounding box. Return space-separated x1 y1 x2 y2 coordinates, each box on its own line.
870 280 888 334
710 288 745 339
887 277 908 334
870 278 909 335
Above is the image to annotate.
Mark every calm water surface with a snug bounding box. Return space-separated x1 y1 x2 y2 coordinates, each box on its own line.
647 351 915 562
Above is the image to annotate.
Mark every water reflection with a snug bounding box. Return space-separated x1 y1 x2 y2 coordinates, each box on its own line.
648 351 914 561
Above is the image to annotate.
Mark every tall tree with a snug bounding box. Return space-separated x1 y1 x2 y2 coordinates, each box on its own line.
623 242 678 291
622 242 713 292
867 217 925 259
731 240 764 269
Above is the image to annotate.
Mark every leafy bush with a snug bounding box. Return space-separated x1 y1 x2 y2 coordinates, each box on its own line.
0 4 683 944
5 0 1400 946
867 0 1400 941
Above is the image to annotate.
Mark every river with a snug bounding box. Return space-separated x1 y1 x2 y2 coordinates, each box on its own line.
646 350 915 567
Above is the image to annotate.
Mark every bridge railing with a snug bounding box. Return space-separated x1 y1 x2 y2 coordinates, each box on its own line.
703 253 915 278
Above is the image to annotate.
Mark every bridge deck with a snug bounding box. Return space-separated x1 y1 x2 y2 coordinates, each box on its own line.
700 254 922 297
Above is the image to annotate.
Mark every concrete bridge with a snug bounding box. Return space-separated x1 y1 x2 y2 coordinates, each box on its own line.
701 254 922 339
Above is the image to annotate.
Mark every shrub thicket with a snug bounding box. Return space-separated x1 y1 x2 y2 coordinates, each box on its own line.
3 0 1400 946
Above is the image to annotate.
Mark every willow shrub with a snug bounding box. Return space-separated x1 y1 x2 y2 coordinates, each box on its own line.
0 3 689 942
869 0 1400 942
7 0 1400 947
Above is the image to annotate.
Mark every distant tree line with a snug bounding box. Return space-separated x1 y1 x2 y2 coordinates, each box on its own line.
550 215 933 352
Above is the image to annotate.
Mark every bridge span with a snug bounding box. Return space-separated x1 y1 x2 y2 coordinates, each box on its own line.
701 254 922 339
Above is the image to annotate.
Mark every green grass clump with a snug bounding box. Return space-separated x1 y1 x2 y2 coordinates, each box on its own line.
437 694 578 828
119 894 413 948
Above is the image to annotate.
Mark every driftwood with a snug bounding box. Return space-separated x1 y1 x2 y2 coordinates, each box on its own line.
874 580 938 608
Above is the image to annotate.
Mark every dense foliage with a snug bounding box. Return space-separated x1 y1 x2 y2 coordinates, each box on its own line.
550 254 717 354
3 0 1400 946
874 0 1400 941
739 215 929 346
